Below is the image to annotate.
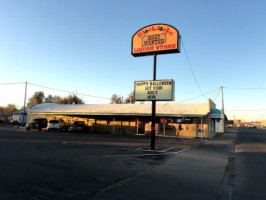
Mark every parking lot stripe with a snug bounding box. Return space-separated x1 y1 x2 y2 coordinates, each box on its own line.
97 147 191 158
157 147 175 152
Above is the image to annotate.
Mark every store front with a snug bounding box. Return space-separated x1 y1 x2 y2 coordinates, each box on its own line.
26 99 223 139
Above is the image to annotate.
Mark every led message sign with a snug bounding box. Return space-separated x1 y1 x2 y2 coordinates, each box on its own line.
134 79 175 101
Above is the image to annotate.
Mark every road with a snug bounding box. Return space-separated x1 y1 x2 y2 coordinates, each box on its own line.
230 127 266 200
0 125 198 200
5 125 265 200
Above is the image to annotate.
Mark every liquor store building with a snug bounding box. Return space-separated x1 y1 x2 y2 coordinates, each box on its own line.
27 99 224 139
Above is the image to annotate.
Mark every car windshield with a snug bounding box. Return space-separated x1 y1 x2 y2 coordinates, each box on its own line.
49 120 59 124
31 119 41 123
73 121 84 125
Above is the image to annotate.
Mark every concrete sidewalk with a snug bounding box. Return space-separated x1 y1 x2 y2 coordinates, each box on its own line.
92 131 237 200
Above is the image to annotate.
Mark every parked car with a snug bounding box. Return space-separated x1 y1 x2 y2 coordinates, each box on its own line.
69 121 88 132
47 119 68 132
10 119 19 125
26 118 48 131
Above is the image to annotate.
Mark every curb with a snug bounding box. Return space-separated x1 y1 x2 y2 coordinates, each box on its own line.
218 131 237 199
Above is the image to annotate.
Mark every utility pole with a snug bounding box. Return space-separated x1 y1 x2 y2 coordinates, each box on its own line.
22 81 27 126
221 86 224 114
221 86 224 132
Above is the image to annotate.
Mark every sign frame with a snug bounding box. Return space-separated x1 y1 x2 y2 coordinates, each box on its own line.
131 23 181 57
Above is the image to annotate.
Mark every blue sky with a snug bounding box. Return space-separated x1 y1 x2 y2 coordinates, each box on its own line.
1 0 266 121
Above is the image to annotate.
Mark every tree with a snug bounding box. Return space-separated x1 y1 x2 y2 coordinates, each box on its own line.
110 94 122 104
66 94 84 104
44 95 54 103
50 94 84 104
111 94 117 104
53 95 63 104
27 91 45 106
125 91 135 104
27 91 84 105
0 104 18 117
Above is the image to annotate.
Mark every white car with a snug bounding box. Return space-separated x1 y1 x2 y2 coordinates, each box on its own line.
47 119 68 132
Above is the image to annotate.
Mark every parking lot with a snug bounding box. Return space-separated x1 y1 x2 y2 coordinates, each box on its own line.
0 125 203 199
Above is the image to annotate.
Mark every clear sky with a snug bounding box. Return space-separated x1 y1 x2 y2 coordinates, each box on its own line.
1 0 266 121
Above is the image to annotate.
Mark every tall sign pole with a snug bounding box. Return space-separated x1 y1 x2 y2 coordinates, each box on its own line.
151 54 157 149
132 24 181 150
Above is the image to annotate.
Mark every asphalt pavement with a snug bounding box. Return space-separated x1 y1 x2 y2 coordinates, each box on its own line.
93 131 237 200
229 127 266 200
0 125 201 200
0 125 241 200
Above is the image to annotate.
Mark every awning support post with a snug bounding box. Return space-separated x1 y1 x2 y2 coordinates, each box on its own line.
201 117 203 140
137 118 139 134
113 117 115 133
91 118 93 133
120 119 123 135
163 122 165 137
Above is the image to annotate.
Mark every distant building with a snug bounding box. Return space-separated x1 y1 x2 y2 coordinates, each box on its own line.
235 119 245 127
0 111 7 122
226 120 234 128
12 105 39 125
12 109 27 125
261 120 266 127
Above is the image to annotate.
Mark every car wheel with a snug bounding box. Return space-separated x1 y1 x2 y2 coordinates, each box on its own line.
48 129 50 132
26 128 30 131
38 128 42 131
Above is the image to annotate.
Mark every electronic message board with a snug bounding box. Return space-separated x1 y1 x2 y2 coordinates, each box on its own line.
134 79 175 101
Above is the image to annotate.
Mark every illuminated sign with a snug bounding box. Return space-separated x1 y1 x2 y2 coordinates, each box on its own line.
160 118 168 124
176 119 183 123
134 79 175 101
132 24 181 57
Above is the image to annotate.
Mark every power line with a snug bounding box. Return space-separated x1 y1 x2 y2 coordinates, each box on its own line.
0 82 25 85
213 90 220 102
0 81 221 106
28 82 70 94
223 86 266 90
181 40 207 100
27 82 111 100
226 109 266 111
176 88 219 103
0 82 111 100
